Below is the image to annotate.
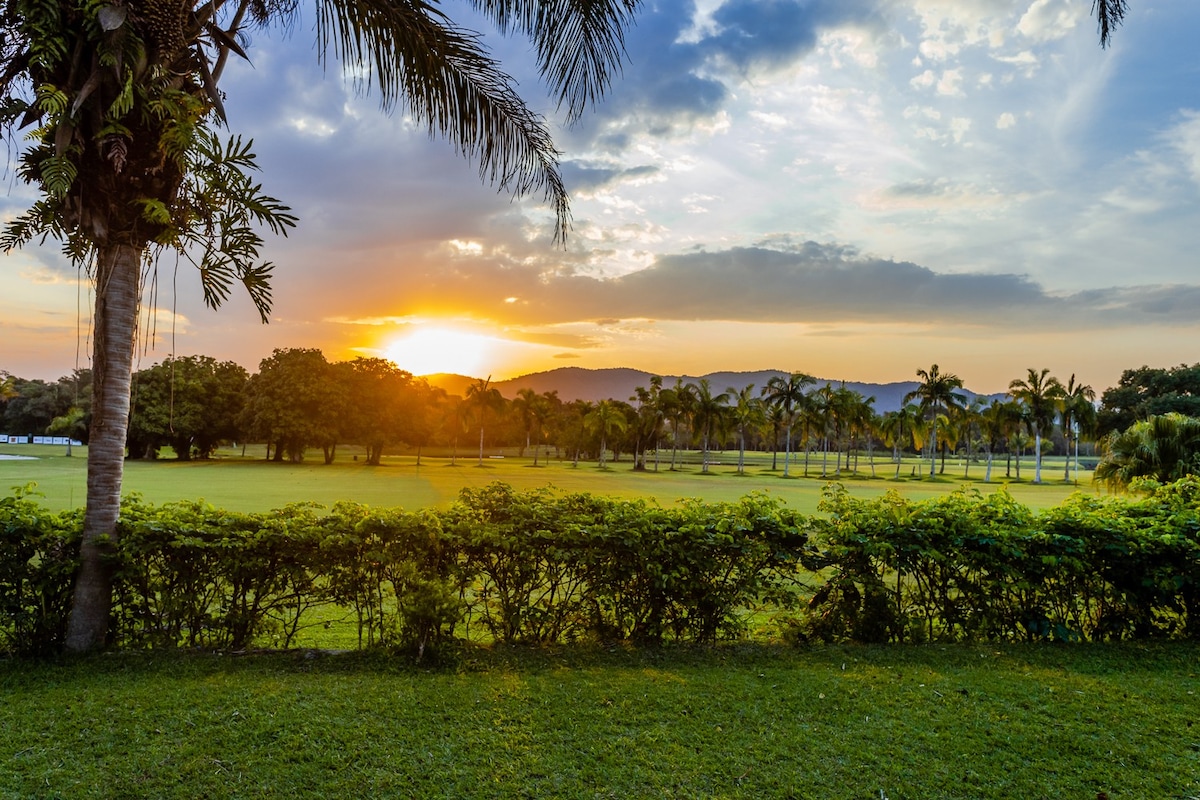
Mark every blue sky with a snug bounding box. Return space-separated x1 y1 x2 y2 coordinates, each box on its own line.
3 0 1199 394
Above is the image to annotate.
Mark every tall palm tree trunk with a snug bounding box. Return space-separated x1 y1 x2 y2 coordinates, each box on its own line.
783 425 792 477
1033 429 1042 484
65 242 142 653
929 423 938 478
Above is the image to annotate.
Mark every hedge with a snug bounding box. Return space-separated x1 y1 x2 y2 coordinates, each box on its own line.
3 478 1199 656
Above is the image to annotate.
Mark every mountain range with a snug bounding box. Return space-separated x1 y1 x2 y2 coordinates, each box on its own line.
425 367 1005 414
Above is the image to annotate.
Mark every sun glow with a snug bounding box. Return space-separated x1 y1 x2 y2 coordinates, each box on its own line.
383 327 494 376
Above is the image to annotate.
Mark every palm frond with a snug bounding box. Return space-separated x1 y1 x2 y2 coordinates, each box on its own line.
1092 0 1128 48
472 0 639 121
315 0 582 240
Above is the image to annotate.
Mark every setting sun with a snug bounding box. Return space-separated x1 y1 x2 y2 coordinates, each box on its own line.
383 327 494 377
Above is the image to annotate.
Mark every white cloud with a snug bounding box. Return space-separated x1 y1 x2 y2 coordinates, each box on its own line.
1165 110 1200 186
749 111 789 131
910 69 936 89
937 69 965 96
996 112 1017 129
1016 0 1088 43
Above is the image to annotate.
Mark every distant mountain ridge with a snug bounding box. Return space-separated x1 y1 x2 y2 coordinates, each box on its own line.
425 367 1004 413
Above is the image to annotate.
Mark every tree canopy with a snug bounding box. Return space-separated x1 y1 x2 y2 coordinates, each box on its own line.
0 0 639 652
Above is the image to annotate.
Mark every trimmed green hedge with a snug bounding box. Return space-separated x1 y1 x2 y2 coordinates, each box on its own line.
3 479 1200 655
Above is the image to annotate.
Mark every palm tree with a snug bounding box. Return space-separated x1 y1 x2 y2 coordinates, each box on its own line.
466 378 504 466
764 402 787 471
1059 374 1097 483
1095 413 1200 490
660 380 695 471
904 365 967 478
1 0 639 653
529 392 557 467
728 384 764 475
512 388 540 459
761 373 816 478
585 400 628 469
1009 368 1065 485
978 400 1010 483
691 380 730 474
812 383 837 477
880 404 922 479
569 400 594 468
957 398 985 479
629 378 665 471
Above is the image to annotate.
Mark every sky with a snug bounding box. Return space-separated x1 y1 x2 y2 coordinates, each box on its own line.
3 0 1200 396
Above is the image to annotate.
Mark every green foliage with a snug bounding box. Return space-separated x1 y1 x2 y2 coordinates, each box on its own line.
807 481 1200 644
1098 363 1200 435
0 484 78 656
4 478 1200 656
1095 412 1200 490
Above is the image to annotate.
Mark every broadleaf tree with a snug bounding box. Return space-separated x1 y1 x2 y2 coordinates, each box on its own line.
0 0 639 651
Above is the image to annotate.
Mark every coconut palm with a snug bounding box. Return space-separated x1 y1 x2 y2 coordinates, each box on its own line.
585 400 628 469
764 402 787 471
660 379 694 471
512 388 540 459
761 373 816 478
1059 374 1097 483
466 378 504 466
0 0 639 652
728 384 764 475
880 403 922 479
690 379 730 474
956 398 985 479
978 400 1010 483
903 364 966 478
1009 368 1065 484
568 399 594 467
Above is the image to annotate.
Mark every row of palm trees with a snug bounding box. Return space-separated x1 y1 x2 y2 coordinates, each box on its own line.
457 366 1097 483
899 365 1096 485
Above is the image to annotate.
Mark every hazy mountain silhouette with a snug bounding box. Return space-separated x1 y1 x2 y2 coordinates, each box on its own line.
426 367 1005 413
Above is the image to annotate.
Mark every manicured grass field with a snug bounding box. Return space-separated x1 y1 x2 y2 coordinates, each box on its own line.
1 643 1195 799
1 443 1101 513
4 447 1183 799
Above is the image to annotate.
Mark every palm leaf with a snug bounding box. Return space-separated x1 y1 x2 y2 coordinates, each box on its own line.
314 0 614 240
471 0 639 121
1092 0 1128 48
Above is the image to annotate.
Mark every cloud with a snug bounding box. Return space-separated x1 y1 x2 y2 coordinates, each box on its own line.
1016 0 1087 43
564 0 888 150
560 163 662 193
358 240 1200 334
1165 110 1200 186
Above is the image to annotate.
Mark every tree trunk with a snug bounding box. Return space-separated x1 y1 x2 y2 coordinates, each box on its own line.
65 242 142 653
929 422 938 478
1033 428 1042 484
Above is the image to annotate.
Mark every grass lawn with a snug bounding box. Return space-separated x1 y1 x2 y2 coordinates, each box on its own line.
1 642 1196 799
0 443 1102 514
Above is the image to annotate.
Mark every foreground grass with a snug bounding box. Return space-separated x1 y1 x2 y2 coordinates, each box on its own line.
2 643 1196 799
1 443 1098 514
